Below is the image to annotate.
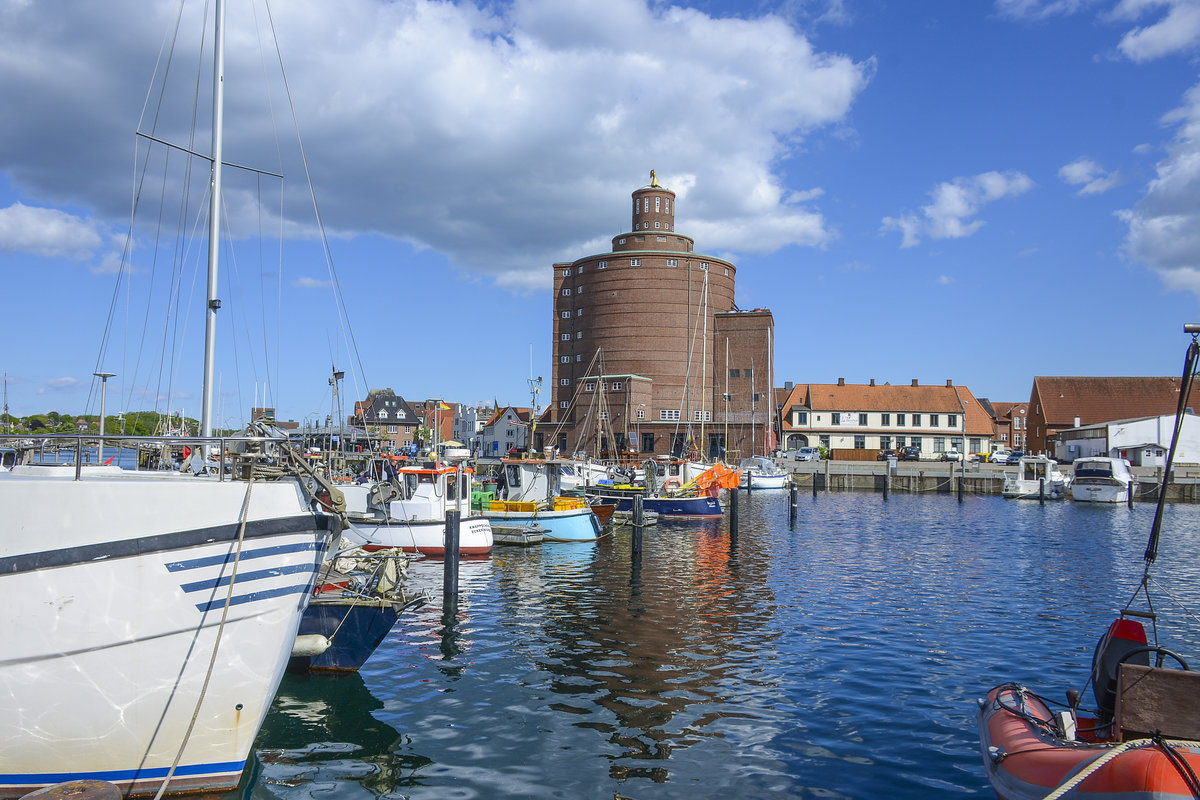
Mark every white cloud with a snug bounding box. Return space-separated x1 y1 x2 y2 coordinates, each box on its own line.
1111 0 1200 62
937 275 955 285
38 377 82 394
1119 79 1200 297
0 203 102 260
881 171 1034 248
1058 157 1124 194
293 276 333 289
0 0 872 291
996 0 1200 62
994 0 1099 20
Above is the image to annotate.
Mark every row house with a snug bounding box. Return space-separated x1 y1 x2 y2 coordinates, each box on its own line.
778 378 995 458
480 406 533 457
350 388 419 453
984 401 1029 451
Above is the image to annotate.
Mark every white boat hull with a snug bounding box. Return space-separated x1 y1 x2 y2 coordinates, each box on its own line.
0 468 336 797
741 472 789 489
1070 480 1130 503
348 515 494 556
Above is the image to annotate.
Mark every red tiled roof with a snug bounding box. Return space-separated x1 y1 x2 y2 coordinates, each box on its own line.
1033 376 1182 427
778 381 994 436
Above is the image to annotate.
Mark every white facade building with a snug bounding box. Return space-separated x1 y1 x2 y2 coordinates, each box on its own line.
1053 413 1200 465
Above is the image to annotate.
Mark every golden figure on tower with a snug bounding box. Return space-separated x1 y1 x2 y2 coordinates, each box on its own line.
650 170 658 187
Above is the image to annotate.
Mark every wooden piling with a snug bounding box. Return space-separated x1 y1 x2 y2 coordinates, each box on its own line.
443 508 460 616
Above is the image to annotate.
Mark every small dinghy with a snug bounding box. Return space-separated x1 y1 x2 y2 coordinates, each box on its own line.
978 325 1200 800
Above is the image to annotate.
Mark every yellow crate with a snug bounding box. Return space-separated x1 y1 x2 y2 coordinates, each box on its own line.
489 500 538 513
553 498 586 511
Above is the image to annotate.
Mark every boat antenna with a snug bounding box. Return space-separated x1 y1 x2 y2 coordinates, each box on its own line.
1141 325 1200 568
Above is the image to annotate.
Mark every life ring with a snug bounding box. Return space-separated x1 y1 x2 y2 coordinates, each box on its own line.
665 479 681 490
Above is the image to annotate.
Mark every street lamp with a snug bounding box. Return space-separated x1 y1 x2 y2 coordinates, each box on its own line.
94 371 115 465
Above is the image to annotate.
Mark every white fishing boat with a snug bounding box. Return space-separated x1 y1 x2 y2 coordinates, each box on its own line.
343 458 493 557
737 455 790 489
1070 456 1135 504
0 4 343 795
1002 454 1070 500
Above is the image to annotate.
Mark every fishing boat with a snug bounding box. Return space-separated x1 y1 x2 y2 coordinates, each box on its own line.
978 324 1200 800
737 455 790 490
586 460 740 520
1070 457 1136 503
0 3 344 793
342 457 493 557
290 546 426 672
479 457 602 541
1002 454 1070 500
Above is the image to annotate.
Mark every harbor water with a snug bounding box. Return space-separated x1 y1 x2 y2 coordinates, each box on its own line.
235 491 1200 799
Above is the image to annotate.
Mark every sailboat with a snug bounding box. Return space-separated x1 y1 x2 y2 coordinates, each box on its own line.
977 324 1200 799
0 3 342 796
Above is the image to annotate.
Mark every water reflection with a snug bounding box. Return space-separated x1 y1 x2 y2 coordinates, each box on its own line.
225 493 1200 800
244 671 428 798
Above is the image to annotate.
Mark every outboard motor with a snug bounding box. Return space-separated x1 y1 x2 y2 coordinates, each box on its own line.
1090 617 1150 730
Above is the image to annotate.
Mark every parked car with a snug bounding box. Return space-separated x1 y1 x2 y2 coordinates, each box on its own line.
795 446 822 462
898 446 921 461
877 449 897 461
939 449 961 462
1005 450 1026 465
988 450 1011 464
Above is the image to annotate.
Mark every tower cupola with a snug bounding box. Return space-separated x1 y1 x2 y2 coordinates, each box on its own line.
631 170 675 233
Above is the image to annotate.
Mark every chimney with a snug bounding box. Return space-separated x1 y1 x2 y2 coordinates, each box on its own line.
869 379 875 387
912 379 919 387
837 377 845 386
946 379 953 387
785 381 794 391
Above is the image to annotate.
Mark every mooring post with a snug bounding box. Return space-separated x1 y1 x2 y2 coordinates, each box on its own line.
443 508 460 616
730 485 739 536
746 470 753 492
1039 477 1045 505
789 480 798 529
1127 480 1135 509
812 469 818 498
632 493 644 556
957 475 963 503
883 464 889 501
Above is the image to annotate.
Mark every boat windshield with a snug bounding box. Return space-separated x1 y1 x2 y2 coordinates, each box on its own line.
1074 461 1113 478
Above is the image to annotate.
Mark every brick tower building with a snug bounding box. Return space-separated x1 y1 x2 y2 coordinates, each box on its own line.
546 172 775 461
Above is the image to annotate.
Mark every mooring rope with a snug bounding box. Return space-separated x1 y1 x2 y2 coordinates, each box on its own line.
153 476 256 800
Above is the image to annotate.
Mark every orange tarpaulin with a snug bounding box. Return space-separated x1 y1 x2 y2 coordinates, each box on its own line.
693 463 741 491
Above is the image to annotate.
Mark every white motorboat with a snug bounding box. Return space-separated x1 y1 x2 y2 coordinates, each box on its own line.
1002 455 1070 499
737 455 790 489
1070 456 1135 503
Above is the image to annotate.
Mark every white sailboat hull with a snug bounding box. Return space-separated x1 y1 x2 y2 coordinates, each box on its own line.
0 468 336 797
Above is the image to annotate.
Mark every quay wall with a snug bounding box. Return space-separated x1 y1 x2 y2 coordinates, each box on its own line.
778 460 1200 503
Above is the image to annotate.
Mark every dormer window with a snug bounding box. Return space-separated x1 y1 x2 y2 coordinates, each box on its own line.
378 410 388 420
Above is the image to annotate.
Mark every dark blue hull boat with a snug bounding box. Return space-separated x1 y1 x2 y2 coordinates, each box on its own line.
289 597 405 672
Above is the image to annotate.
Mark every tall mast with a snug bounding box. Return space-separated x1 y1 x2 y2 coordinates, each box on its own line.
699 271 708 458
750 358 756 456
200 0 226 438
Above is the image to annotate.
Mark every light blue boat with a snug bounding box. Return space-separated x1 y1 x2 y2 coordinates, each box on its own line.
478 458 603 542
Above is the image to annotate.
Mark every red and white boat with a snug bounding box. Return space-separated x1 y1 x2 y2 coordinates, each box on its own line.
342 459 493 558
979 326 1200 800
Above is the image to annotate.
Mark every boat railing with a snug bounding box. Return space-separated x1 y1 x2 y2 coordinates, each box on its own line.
0 432 303 482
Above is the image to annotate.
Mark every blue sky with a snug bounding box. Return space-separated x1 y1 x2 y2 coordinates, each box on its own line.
2 0 1200 425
